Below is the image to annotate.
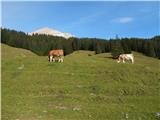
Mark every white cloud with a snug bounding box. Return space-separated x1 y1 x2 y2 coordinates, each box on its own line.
119 17 133 23
112 17 133 24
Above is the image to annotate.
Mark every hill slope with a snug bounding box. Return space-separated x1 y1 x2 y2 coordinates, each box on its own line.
2 44 160 120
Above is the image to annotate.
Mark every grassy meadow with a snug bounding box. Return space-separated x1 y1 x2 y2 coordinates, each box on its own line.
1 43 160 120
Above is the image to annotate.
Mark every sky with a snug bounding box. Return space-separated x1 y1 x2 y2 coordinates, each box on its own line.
1 1 160 39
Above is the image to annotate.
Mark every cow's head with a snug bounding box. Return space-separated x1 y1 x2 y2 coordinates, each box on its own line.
117 60 120 63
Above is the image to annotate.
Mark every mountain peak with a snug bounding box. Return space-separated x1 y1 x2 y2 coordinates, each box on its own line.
29 27 75 39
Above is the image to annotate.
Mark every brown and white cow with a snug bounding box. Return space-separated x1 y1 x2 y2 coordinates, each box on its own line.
48 50 64 62
117 54 134 64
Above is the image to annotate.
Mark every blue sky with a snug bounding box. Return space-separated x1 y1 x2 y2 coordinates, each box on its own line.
2 1 160 39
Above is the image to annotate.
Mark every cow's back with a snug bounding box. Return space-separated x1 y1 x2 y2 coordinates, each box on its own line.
119 54 133 59
49 50 64 56
126 54 133 58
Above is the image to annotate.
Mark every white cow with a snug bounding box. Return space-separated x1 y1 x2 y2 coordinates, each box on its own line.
117 54 134 64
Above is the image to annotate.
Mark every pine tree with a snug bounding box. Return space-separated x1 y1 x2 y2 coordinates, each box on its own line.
151 36 160 58
95 43 102 54
121 41 131 54
111 40 124 58
147 41 156 57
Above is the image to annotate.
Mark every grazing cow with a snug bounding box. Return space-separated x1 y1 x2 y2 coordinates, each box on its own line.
117 54 134 64
48 50 64 62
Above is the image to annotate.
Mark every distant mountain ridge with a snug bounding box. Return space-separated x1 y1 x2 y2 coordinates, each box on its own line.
28 27 75 39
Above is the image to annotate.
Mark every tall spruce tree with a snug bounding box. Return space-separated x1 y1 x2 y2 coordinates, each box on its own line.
147 41 156 57
121 41 131 54
95 43 102 54
111 40 124 58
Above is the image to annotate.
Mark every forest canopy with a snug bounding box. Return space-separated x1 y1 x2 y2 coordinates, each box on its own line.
1 28 160 58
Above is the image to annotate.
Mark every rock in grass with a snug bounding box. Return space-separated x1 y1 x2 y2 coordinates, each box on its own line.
18 64 24 70
124 113 128 119
73 106 81 111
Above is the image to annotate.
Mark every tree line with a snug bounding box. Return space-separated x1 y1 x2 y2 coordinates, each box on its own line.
1 28 160 58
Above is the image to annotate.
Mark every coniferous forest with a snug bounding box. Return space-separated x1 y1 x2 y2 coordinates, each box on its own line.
1 28 160 58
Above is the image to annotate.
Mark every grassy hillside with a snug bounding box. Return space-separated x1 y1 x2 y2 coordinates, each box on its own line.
2 43 160 120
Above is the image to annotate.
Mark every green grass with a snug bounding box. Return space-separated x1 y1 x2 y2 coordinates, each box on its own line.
1 43 160 120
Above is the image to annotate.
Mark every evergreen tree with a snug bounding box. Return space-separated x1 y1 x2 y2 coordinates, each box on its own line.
111 40 124 58
151 36 160 58
147 41 156 57
121 41 131 54
104 41 110 52
95 43 102 54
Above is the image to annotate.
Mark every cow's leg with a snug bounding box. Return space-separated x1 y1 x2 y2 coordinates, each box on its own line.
132 56 134 64
58 58 61 62
50 56 53 62
56 56 60 62
60 58 63 62
123 59 125 63
52 57 55 62
61 58 64 62
58 57 61 62
58 56 63 62
117 57 121 63
131 58 134 64
48 56 50 62
61 56 64 62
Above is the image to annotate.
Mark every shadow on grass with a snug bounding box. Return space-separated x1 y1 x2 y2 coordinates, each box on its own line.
104 56 118 60
47 62 62 67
